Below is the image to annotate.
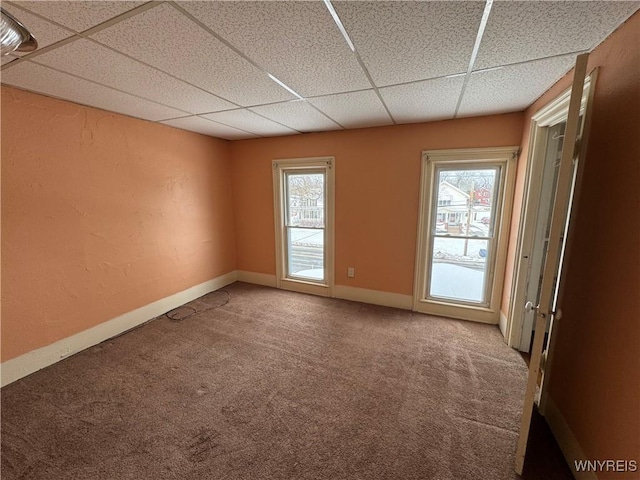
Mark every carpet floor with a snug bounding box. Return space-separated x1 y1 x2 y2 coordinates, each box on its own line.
2 282 564 479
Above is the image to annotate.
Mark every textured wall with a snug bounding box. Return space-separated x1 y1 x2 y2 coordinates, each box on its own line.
1 86 237 361
230 113 523 296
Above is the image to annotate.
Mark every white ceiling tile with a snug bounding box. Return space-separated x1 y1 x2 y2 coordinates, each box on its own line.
475 1 640 69
250 100 342 133
91 3 294 107
2 1 636 136
307 90 393 128
334 1 484 86
31 39 235 114
458 55 577 117
202 109 298 137
379 77 464 124
161 116 257 140
1 61 184 121
2 4 73 52
13 1 144 33
179 1 370 97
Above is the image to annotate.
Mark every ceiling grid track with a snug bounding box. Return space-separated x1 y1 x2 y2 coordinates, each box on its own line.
1 2 247 108
453 0 494 119
26 59 193 117
377 49 588 93
1 0 301 137
2 0 637 138
2 0 161 65
322 0 397 125
169 1 347 131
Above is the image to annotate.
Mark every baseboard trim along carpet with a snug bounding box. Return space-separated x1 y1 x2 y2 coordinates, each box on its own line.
237 271 413 310
544 395 597 480
236 270 277 288
0 271 238 387
333 285 413 310
499 310 508 339
2 271 413 388
238 272 509 323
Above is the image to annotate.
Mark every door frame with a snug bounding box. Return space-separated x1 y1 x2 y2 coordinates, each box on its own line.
272 156 335 297
413 147 518 324
504 73 594 350
517 121 566 353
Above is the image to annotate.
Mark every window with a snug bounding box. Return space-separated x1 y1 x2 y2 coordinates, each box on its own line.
285 171 325 281
414 147 517 323
273 157 334 297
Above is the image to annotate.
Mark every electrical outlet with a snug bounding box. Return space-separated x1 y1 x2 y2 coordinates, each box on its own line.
347 267 355 278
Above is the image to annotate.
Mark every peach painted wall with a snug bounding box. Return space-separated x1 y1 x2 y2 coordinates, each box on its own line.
1 86 237 362
503 13 639 475
230 114 524 296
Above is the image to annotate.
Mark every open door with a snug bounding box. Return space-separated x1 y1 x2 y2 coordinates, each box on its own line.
514 53 589 475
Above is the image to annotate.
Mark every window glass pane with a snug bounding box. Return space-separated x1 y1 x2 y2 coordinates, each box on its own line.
428 237 489 304
434 168 498 238
286 173 325 228
287 227 324 281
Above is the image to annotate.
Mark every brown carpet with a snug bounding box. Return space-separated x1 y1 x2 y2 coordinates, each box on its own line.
1 282 567 479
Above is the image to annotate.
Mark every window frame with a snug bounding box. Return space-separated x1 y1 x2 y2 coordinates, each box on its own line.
272 157 335 297
413 147 518 324
428 163 503 308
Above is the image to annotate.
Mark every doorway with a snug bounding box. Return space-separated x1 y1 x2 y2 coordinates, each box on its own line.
519 121 567 352
506 74 593 353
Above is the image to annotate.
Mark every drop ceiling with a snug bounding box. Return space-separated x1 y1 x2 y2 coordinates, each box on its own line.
1 1 638 140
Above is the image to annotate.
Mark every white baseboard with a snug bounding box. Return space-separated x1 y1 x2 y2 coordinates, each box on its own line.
1 270 238 387
237 270 277 288
499 310 508 339
544 395 597 480
236 271 412 311
333 285 413 310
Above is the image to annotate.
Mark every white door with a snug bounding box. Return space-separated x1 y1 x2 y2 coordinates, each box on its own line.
272 157 334 297
514 53 589 475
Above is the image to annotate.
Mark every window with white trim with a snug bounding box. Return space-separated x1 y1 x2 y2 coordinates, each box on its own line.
414 147 517 324
272 157 334 297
